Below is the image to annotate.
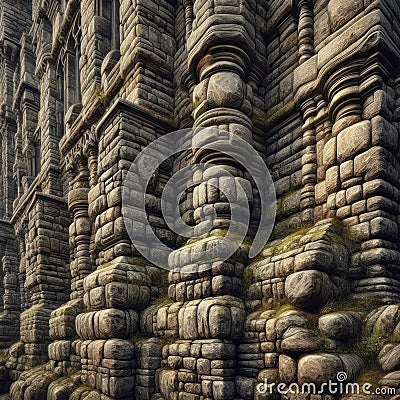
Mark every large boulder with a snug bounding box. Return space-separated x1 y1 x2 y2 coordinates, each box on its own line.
378 344 400 372
318 312 363 340
285 270 349 310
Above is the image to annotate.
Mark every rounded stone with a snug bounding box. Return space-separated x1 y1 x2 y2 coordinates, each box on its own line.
279 354 297 383
318 312 362 340
285 270 331 310
207 71 244 108
328 0 364 31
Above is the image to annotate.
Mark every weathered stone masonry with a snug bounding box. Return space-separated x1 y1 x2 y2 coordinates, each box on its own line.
0 0 399 399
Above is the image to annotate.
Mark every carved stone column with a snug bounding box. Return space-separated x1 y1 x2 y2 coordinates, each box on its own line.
296 0 315 64
17 236 29 313
157 2 258 398
87 146 99 266
299 98 317 223
46 157 90 379
0 107 17 220
0 221 19 348
323 58 400 303
68 156 91 299
70 102 172 399
0 254 19 346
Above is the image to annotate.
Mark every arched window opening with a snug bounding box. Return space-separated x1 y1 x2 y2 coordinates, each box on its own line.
33 130 41 177
97 0 120 51
56 61 65 138
110 0 120 50
64 15 82 115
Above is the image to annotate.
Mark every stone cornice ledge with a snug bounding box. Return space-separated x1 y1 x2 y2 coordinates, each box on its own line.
95 99 175 139
13 79 40 111
11 168 66 225
60 57 175 159
293 8 400 105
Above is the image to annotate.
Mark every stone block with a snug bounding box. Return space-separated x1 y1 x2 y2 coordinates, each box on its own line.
76 309 139 339
285 270 350 310
327 0 364 31
337 121 371 163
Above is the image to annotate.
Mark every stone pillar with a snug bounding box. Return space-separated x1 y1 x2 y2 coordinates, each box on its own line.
47 158 91 379
72 103 172 399
323 59 400 303
9 192 71 375
0 109 17 220
69 157 92 299
314 97 333 222
157 1 257 398
88 147 99 266
0 255 20 346
0 221 19 348
2 255 19 315
299 98 317 224
296 0 315 64
17 233 30 313
80 0 104 103
38 61 64 196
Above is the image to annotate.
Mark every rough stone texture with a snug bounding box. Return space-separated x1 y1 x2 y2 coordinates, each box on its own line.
0 0 399 399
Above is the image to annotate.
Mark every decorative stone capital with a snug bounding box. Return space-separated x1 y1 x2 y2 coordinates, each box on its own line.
188 26 255 80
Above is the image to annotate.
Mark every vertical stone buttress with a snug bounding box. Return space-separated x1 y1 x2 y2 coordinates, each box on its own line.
0 41 19 221
157 1 261 399
8 3 72 397
67 0 177 397
12 66 71 369
288 0 400 308
47 156 91 378
0 221 19 393
0 222 19 349
321 51 400 303
0 0 30 374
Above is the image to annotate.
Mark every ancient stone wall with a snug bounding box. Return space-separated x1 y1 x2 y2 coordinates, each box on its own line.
0 0 399 399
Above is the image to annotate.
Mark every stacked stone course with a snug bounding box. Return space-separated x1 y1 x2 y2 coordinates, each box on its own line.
0 0 399 399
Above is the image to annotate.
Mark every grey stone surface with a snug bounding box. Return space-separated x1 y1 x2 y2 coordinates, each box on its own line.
318 312 363 340
0 0 399 399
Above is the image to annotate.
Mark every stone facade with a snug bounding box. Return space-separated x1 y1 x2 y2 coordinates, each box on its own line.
0 0 399 399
